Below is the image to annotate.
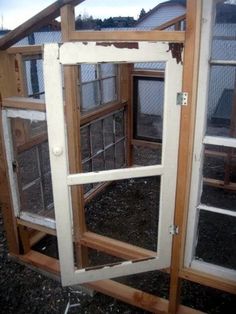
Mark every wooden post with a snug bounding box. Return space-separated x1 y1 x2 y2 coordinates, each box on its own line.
168 0 202 313
120 64 133 167
60 4 88 267
0 52 20 254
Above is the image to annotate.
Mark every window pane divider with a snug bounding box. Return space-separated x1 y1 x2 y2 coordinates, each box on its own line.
203 135 236 148
198 204 236 218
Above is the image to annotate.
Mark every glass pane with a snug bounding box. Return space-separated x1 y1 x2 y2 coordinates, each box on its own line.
21 181 43 214
81 81 100 111
134 77 164 142
91 120 103 154
201 145 236 211
206 65 236 137
115 141 125 169
105 146 115 170
104 116 114 146
195 210 236 270
42 173 53 210
101 77 117 104
133 145 162 166
81 126 91 160
85 176 160 251
18 147 39 186
212 2 236 61
81 64 96 82
40 141 50 174
115 111 124 140
100 63 116 78
81 110 126 174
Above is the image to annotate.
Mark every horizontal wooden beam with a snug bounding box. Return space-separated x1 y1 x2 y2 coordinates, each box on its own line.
155 14 186 31
7 45 43 55
81 101 127 126
3 96 46 111
132 139 162 149
17 218 56 236
81 231 156 260
180 268 236 295
132 70 165 78
203 177 236 191
69 30 185 43
11 251 204 313
87 279 169 313
0 0 85 50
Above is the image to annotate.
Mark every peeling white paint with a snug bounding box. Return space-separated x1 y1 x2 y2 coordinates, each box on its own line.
59 41 170 65
6 109 46 121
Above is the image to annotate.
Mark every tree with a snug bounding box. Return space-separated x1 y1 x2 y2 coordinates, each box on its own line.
138 8 146 20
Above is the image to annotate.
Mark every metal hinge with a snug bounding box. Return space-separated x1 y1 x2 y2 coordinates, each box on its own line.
177 92 188 106
169 225 179 235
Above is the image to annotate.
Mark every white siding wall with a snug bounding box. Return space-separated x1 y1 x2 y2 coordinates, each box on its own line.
137 4 185 29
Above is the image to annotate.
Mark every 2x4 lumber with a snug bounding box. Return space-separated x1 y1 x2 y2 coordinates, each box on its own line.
7 45 43 55
2 96 46 112
81 231 156 261
179 268 236 295
87 279 169 314
0 0 85 50
17 218 56 236
61 4 88 268
0 52 19 254
86 280 204 314
132 70 165 78
203 177 236 191
155 14 186 31
81 101 127 126
132 139 162 149
12 251 204 314
17 133 48 153
12 250 60 275
69 30 185 43
120 64 133 167
168 0 202 313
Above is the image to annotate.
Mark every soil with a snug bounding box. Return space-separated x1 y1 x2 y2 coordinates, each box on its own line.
1 204 236 314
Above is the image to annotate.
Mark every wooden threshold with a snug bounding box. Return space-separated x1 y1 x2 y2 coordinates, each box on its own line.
69 30 185 43
2 96 46 112
81 231 156 260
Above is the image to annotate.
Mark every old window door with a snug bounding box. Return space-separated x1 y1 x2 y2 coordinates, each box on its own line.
43 42 183 286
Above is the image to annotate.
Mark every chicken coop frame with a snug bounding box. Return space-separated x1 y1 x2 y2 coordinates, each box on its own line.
0 0 235 313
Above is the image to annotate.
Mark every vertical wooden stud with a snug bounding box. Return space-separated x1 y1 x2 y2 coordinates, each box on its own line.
0 52 20 254
168 0 202 313
120 64 133 167
60 4 88 267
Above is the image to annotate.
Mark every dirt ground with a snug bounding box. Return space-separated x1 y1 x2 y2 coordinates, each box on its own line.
1 195 236 314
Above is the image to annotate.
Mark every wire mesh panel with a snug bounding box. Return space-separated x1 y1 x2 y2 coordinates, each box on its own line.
24 56 45 99
133 76 165 142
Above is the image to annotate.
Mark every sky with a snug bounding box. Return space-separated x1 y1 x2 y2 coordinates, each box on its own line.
0 0 164 30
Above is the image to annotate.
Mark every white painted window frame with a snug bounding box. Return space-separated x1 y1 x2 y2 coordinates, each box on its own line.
184 0 236 282
2 108 56 229
44 41 182 285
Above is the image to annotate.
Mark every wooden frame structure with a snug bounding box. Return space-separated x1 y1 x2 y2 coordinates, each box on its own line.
0 1 235 313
